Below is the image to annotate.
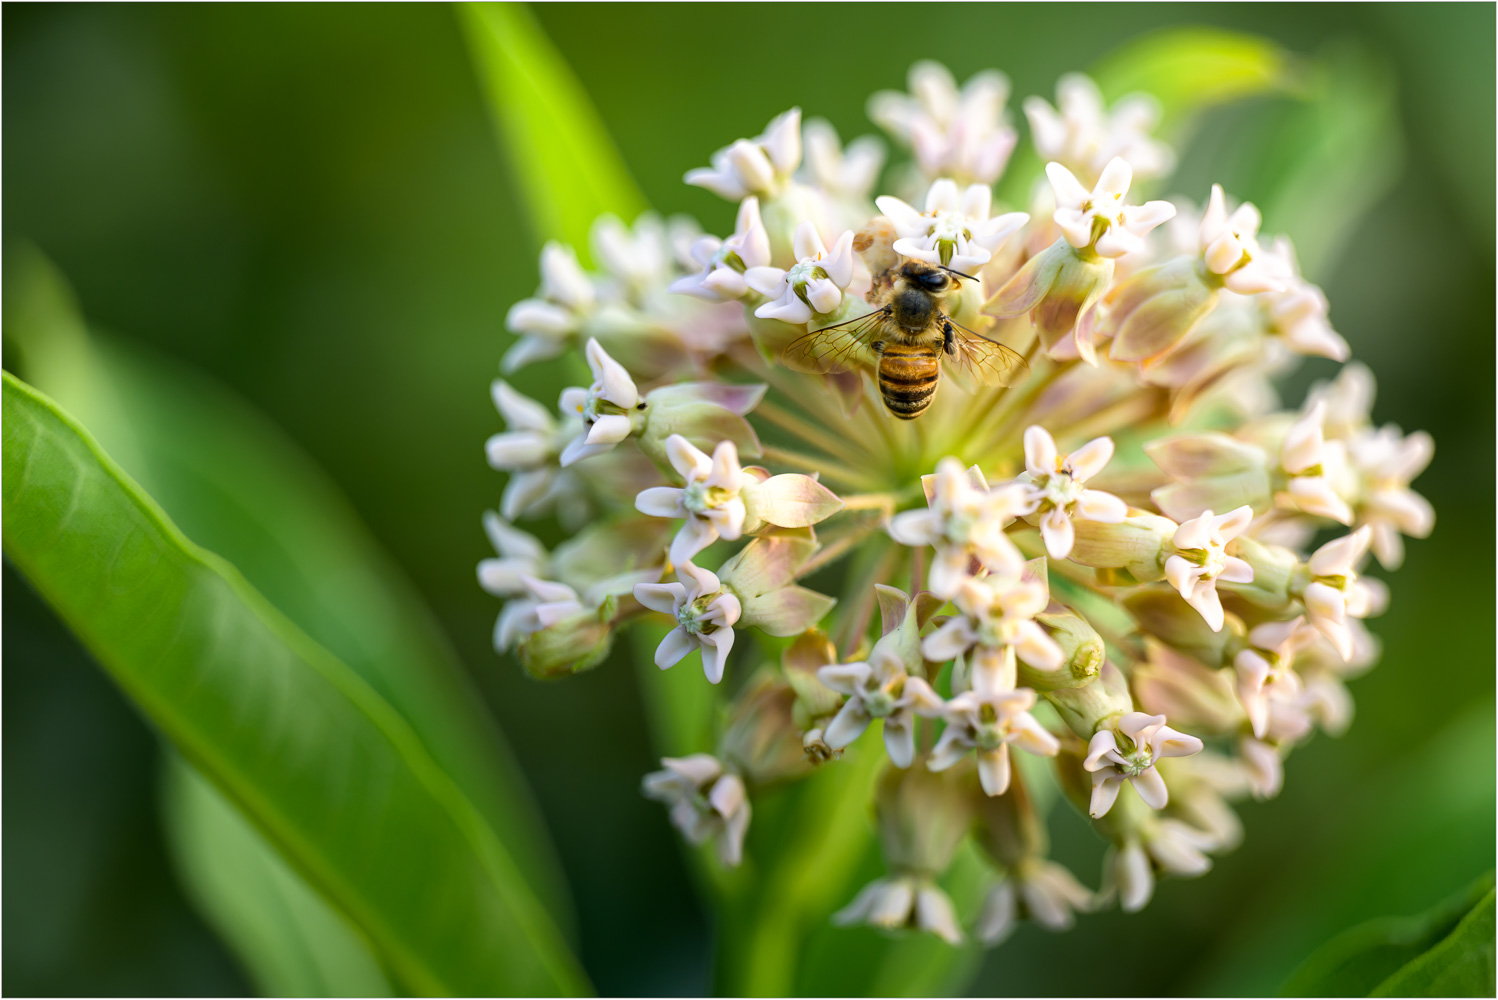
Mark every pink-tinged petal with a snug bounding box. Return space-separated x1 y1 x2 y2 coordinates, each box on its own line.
1172 511 1216 551
824 698 872 749
1089 773 1123 817
1218 556 1254 584
1130 766 1170 810
1316 618 1356 662
960 181 993 221
823 230 856 287
668 518 720 568
1310 526 1372 576
677 561 722 600
1124 199 1176 235
1187 582 1226 632
922 618 976 662
1008 712 1061 756
705 498 746 541
888 508 940 546
792 219 826 262
1282 403 1326 473
636 487 688 519
665 433 712 480
485 431 550 469
1067 436 1115 482
1197 184 1227 247
699 628 734 684
632 582 685 616
1164 554 1198 599
1014 619 1065 671
662 753 723 786
655 626 696 668
1093 225 1144 260
585 338 638 407
926 724 972 772
705 591 742 628
927 546 974 599
1094 157 1133 200
1287 477 1354 524
558 386 588 414
923 177 961 214
914 884 961 945
1024 425 1059 476
743 265 788 297
805 277 843 314
586 413 633 446
817 662 873 695
492 380 556 431
1076 489 1127 523
891 236 941 265
1053 208 1094 249
900 675 946 716
978 745 1013 796
533 599 583 627
501 470 553 521
976 882 1018 945
874 195 927 236
1224 262 1282 295
762 107 802 173
1117 711 1163 742
883 718 916 768
756 294 814 325
1040 506 1075 560
1215 505 1255 541
506 299 575 337
1045 161 1090 209
706 440 743 491
521 576 580 604
1240 737 1283 799
1303 581 1346 625
1116 842 1154 913
708 772 746 818
1083 730 1121 772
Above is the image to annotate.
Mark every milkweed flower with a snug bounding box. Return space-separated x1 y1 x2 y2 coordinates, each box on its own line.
480 58 1434 941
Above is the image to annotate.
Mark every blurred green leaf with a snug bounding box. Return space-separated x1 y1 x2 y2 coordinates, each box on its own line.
1092 27 1302 134
5 247 577 961
1 372 590 996
1280 872 1493 997
1373 881 1495 997
1251 43 1403 280
458 1 647 259
160 756 395 997
999 28 1300 208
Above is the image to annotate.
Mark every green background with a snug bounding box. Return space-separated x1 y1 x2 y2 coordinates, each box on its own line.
3 3 1492 995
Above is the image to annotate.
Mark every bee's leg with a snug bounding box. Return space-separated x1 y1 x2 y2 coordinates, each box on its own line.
871 340 886 355
942 320 956 356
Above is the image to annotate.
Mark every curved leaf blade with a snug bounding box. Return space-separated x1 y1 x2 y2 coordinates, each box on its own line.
2 372 590 997
458 0 647 258
160 756 395 998
5 246 575 939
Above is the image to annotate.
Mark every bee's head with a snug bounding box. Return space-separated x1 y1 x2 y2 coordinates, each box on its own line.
895 261 970 298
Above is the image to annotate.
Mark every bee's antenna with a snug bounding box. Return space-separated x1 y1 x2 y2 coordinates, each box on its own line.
940 265 978 283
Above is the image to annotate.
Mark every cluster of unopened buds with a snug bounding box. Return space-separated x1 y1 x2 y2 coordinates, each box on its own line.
480 62 1433 945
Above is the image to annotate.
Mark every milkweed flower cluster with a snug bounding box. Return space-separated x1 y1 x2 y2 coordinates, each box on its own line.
480 62 1433 945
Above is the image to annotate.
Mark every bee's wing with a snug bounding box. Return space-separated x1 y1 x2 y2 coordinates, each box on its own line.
946 322 1030 387
781 309 887 375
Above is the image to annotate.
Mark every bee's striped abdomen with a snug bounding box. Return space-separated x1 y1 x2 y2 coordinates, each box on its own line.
876 343 941 420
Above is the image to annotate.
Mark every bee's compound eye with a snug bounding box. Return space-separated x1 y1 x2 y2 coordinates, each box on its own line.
918 272 949 292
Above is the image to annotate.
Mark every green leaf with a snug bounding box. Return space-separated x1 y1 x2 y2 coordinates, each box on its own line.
160 756 395 998
1250 43 1403 280
457 1 647 259
1091 27 1303 134
5 247 578 978
1280 872 1494 997
1373 883 1495 997
2 372 590 996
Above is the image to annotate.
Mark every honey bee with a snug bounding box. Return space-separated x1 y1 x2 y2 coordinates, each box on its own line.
781 222 1027 420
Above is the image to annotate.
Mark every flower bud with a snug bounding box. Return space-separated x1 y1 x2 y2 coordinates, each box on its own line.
515 600 616 679
1069 512 1176 583
1130 639 1244 734
719 672 811 786
1120 587 1238 667
717 534 836 636
972 765 1046 866
1146 432 1272 524
874 760 975 876
1043 660 1135 740
986 238 1114 363
1024 606 1104 691
1218 535 1298 612
1103 255 1219 365
741 472 843 533
637 382 764 469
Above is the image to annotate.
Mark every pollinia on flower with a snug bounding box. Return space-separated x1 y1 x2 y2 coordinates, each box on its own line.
481 62 1434 947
